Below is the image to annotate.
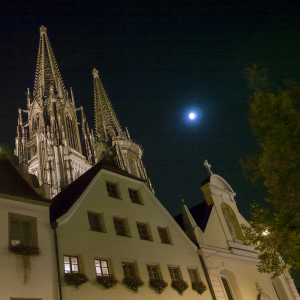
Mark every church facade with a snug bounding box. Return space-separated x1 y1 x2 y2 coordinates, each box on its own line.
175 161 300 300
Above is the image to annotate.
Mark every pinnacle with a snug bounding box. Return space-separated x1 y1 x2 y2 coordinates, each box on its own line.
40 26 47 36
92 68 99 78
34 27 66 99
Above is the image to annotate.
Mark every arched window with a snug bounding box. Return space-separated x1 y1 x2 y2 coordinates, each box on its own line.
221 202 245 242
65 112 76 149
221 276 235 300
33 114 40 133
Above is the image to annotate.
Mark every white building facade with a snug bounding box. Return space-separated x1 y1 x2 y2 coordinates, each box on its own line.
176 163 300 300
49 162 212 300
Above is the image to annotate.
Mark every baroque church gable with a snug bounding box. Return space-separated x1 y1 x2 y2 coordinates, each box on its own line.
175 160 298 300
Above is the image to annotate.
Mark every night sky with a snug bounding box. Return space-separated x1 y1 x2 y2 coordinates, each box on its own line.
1 0 300 284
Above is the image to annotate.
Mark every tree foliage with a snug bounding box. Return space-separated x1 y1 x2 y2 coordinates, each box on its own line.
241 65 300 277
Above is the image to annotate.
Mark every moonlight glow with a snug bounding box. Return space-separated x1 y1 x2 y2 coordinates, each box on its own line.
189 112 196 119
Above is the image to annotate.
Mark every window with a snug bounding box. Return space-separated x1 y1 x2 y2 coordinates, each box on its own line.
221 277 235 300
106 182 119 198
137 223 151 240
122 262 135 278
95 259 110 276
64 255 79 273
128 188 142 204
147 265 160 279
158 227 171 244
188 269 199 282
168 266 181 280
9 213 37 246
113 218 127 236
88 212 103 232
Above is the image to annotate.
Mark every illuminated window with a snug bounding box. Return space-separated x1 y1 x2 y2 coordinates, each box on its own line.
88 212 103 232
106 182 119 198
158 227 171 244
168 266 181 280
64 256 79 273
188 269 199 282
137 223 151 240
9 213 37 246
122 262 135 278
221 277 234 300
95 259 110 277
128 188 142 204
147 265 160 279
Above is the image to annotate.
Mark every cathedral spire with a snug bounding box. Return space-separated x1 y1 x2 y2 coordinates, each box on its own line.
93 68 154 192
34 26 66 99
15 27 97 199
93 68 122 141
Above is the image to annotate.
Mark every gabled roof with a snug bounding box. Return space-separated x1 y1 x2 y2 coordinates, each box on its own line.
0 154 46 202
50 161 145 222
174 201 213 232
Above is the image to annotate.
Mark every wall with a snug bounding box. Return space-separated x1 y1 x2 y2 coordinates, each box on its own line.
56 169 213 300
0 195 57 300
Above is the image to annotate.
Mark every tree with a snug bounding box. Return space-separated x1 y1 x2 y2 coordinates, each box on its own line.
241 65 300 277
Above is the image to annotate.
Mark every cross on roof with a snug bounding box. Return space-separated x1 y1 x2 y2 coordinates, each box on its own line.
203 159 213 175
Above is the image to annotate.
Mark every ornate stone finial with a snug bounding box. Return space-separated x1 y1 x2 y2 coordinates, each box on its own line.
203 159 213 175
92 68 99 78
40 26 47 36
255 282 263 293
125 127 131 140
26 88 31 108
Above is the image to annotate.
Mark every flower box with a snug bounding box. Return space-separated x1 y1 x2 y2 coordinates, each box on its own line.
96 275 118 289
149 278 168 294
123 277 144 293
64 272 89 288
192 281 207 295
9 243 40 256
171 279 189 295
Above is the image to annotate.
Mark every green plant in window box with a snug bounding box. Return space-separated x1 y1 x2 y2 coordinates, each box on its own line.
96 275 118 289
9 243 40 256
123 277 144 293
9 243 41 285
64 273 89 288
171 279 189 295
149 278 168 294
192 281 207 295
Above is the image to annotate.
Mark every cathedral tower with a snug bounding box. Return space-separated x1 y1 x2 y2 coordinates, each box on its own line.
93 68 153 192
15 26 97 198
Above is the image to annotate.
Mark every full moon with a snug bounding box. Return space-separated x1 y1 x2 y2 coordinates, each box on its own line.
189 112 196 120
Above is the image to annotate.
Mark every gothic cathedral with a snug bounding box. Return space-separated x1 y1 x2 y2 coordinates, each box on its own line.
14 26 153 199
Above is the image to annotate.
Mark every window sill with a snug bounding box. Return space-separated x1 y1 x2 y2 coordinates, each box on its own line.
108 195 121 200
89 229 106 233
161 242 173 245
140 238 153 242
116 234 131 238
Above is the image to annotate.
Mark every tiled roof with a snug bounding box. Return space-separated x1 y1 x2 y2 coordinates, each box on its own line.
0 154 44 201
174 201 213 232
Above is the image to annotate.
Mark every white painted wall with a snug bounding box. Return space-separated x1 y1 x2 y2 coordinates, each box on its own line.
56 169 213 300
0 195 57 300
